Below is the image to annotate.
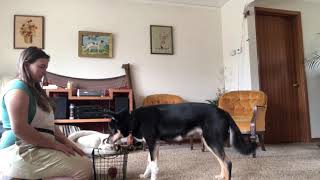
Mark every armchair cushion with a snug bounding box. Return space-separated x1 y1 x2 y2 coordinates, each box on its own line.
143 94 183 106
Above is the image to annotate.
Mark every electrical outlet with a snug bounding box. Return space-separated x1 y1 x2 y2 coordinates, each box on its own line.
236 48 242 54
230 50 237 56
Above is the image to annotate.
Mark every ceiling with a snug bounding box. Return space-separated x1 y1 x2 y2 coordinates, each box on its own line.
137 0 320 8
139 0 232 8
303 0 320 3
133 0 320 8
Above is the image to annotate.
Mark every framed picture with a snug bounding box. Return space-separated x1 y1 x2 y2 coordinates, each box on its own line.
150 25 173 55
78 31 113 58
14 15 44 49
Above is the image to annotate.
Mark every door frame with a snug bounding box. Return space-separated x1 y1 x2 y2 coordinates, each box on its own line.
255 7 311 142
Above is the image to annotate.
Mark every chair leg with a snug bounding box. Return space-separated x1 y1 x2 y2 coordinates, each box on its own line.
225 140 231 147
190 136 194 150
143 142 147 151
258 133 266 151
201 139 205 152
225 133 231 147
250 134 257 158
252 151 256 158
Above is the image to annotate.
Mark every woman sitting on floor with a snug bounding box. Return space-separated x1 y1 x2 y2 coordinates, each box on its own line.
0 47 93 180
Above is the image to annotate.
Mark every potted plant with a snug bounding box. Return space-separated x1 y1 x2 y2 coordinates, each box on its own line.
206 87 226 106
305 51 320 70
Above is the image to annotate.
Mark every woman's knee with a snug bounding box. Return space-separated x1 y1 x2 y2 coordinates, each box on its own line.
74 157 93 180
43 177 74 180
46 154 93 180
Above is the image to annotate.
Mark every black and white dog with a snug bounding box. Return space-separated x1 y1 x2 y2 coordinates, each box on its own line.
110 103 257 180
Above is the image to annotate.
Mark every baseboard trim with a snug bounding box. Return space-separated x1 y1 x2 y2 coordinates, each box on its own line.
311 138 320 142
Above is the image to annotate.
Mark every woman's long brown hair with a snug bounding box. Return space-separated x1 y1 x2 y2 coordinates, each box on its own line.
17 46 53 112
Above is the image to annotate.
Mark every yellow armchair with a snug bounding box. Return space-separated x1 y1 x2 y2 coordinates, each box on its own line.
218 90 267 153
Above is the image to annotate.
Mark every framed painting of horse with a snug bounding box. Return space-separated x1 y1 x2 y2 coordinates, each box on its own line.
78 31 113 58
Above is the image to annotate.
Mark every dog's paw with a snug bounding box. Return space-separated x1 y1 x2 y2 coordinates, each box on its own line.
139 174 147 179
215 174 224 180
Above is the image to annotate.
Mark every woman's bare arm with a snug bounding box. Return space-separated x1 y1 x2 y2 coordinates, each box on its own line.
54 126 68 144
5 89 75 155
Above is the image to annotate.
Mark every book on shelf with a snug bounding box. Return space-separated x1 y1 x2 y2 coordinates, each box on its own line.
56 125 81 137
43 84 58 89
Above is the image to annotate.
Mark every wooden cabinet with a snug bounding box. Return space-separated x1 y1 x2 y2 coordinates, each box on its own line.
44 65 135 134
46 88 133 133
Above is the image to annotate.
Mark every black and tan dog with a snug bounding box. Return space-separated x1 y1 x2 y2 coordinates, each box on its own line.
110 103 257 180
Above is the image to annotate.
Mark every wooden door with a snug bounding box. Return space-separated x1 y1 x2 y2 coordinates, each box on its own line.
255 7 310 143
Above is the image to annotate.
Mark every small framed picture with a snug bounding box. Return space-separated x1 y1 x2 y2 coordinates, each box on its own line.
14 15 44 49
150 25 173 55
78 31 113 58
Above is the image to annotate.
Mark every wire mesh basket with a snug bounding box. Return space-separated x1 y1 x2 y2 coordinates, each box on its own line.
91 147 128 180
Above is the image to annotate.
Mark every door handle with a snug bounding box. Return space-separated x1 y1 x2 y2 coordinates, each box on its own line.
293 83 299 87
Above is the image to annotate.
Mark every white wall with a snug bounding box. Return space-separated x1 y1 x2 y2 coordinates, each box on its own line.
248 0 320 138
220 0 256 91
0 0 224 106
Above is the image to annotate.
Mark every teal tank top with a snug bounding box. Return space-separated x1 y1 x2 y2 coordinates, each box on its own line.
0 79 36 149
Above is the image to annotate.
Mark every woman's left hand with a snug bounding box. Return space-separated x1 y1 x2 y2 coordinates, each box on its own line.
65 140 86 156
54 126 86 156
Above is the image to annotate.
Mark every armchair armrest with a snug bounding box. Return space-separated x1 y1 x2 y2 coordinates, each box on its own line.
256 105 267 131
250 105 267 141
250 106 258 141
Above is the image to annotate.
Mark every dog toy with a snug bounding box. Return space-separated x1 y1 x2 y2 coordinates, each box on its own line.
107 166 117 179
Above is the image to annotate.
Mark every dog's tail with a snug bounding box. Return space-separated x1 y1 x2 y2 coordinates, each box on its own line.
225 111 257 155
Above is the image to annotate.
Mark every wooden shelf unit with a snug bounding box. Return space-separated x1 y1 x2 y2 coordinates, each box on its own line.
54 118 111 124
46 88 133 124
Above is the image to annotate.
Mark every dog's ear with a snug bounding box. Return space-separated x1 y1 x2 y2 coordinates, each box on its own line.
106 108 128 117
106 109 116 116
105 109 118 122
116 107 129 115
111 116 118 122
115 108 129 121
